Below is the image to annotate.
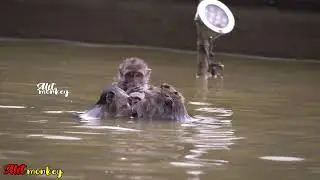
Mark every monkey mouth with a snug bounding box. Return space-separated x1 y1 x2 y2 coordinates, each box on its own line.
165 100 174 108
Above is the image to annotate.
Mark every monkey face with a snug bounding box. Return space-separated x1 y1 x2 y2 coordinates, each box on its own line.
124 71 144 86
117 57 151 91
127 91 145 106
128 96 142 106
162 93 174 110
96 85 131 117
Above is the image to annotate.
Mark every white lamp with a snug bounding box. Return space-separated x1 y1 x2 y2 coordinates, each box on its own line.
195 0 235 38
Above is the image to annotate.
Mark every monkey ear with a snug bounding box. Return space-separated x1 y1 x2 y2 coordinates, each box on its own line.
146 68 152 76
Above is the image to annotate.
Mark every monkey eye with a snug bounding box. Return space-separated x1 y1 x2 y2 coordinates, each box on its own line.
106 92 115 102
125 72 134 78
133 97 141 101
162 84 170 89
135 72 143 78
125 71 143 78
128 97 141 106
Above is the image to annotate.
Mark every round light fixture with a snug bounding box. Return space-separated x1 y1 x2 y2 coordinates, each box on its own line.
197 0 235 34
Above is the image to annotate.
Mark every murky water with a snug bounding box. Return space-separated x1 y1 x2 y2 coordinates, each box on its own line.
0 40 319 180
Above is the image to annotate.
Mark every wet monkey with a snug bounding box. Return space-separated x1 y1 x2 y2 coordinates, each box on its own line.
76 58 192 121
131 85 173 120
75 85 132 120
75 57 151 120
159 83 191 121
132 83 192 121
116 57 152 92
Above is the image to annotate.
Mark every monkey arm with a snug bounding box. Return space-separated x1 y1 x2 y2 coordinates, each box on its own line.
74 85 131 120
97 85 129 105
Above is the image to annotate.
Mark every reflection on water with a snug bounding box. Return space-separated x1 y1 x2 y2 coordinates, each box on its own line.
0 39 319 180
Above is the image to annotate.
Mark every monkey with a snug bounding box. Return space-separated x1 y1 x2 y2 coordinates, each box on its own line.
115 57 152 92
131 86 173 120
75 58 192 121
132 83 192 121
159 83 191 121
75 57 151 120
75 85 132 120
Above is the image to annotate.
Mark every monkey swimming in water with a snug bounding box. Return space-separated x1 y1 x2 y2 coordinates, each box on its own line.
75 57 152 119
132 83 192 121
75 58 192 122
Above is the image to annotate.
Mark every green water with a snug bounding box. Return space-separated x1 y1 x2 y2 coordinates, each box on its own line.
0 40 319 180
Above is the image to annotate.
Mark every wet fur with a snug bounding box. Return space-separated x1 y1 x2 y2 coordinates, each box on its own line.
132 83 191 121
77 58 191 121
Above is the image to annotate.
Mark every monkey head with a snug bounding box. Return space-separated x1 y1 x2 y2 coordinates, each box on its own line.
96 85 131 117
160 83 185 104
128 91 145 106
116 57 152 91
159 83 189 121
132 83 190 121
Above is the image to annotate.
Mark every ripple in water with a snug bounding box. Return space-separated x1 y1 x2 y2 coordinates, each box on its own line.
170 162 204 167
73 125 141 132
194 107 233 117
188 101 212 106
64 131 105 135
260 156 305 162
172 105 241 169
27 134 82 140
43 110 83 114
0 105 26 109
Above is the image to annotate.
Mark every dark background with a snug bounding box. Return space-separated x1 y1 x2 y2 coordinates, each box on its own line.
0 0 319 59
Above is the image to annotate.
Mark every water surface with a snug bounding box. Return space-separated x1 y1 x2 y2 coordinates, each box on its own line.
0 40 319 180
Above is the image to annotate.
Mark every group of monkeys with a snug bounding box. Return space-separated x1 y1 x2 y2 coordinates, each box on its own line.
76 57 192 121
75 0 228 121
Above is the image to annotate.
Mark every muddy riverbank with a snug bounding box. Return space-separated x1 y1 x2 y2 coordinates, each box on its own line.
0 0 319 59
